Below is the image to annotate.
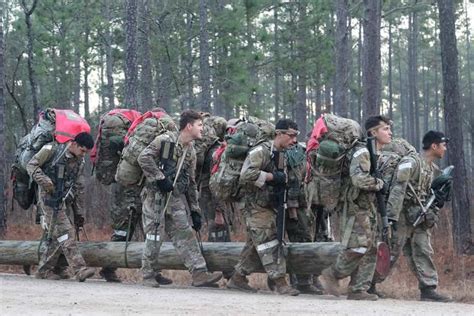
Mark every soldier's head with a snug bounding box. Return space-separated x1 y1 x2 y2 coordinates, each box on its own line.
69 132 94 158
274 119 299 150
422 130 448 159
179 110 203 141
365 115 392 146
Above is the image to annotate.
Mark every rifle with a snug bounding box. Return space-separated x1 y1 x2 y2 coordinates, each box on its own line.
272 150 286 263
411 165 454 227
366 137 390 245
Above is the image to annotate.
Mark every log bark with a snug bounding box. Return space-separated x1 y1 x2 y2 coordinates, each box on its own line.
0 241 343 274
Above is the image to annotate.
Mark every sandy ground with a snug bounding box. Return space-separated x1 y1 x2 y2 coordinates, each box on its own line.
0 273 472 316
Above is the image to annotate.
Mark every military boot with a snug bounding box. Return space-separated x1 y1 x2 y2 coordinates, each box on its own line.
99 267 121 283
75 267 95 282
155 272 173 285
142 274 160 288
367 283 385 298
347 291 378 301
52 266 70 279
320 267 341 296
313 276 325 292
192 270 222 287
420 287 453 302
227 272 257 293
273 277 300 296
297 284 323 295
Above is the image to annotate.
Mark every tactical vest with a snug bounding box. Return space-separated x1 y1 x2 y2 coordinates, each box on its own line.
43 143 83 192
405 154 434 204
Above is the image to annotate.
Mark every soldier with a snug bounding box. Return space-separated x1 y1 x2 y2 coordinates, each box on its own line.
227 118 300 296
27 132 96 282
285 143 323 294
137 110 222 288
385 131 452 302
320 115 392 300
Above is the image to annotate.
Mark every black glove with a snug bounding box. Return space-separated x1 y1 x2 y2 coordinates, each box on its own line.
190 211 202 231
268 171 286 186
155 178 174 193
388 219 398 232
74 214 85 228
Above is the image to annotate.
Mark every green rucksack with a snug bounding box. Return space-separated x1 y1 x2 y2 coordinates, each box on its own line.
305 114 363 212
92 109 141 185
115 112 177 186
209 117 275 202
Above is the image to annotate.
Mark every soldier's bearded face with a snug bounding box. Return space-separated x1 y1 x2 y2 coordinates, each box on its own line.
278 128 298 149
372 123 392 145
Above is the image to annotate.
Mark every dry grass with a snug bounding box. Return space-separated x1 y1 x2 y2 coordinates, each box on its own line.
1 216 473 303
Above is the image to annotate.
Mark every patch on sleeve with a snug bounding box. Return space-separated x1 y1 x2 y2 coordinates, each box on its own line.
396 161 413 182
249 146 263 155
353 148 368 158
43 144 53 150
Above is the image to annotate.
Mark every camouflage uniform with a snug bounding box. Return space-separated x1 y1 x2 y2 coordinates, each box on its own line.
110 183 142 242
234 141 287 280
386 153 439 290
328 143 383 293
285 145 314 285
27 142 89 276
137 132 208 278
199 141 231 242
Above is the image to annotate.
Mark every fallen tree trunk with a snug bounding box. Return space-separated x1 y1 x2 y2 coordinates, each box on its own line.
0 241 343 274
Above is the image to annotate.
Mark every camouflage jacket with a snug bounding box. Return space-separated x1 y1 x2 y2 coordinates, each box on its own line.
26 142 86 213
137 131 200 213
286 145 306 209
386 153 435 221
346 143 384 215
239 140 286 209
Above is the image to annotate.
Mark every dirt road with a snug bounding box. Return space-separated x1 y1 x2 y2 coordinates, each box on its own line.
0 273 471 315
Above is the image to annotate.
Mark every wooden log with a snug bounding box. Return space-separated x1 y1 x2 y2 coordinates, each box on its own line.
0 241 343 275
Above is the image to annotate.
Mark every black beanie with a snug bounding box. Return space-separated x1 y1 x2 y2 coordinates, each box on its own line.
74 132 94 149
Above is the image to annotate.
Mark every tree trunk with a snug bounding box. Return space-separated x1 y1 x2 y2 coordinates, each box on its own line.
21 0 39 122
387 15 393 119
295 1 308 139
73 47 81 114
198 0 211 113
104 0 115 110
0 15 6 236
244 0 258 114
273 0 281 122
465 6 474 176
138 0 153 111
0 241 344 275
83 26 91 120
334 0 349 118
437 0 473 254
362 0 381 119
124 0 138 109
357 17 362 122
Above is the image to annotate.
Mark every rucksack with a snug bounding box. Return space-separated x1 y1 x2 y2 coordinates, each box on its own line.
91 108 141 185
115 111 177 186
11 108 90 209
209 117 275 202
378 137 417 195
305 113 363 212
194 113 227 183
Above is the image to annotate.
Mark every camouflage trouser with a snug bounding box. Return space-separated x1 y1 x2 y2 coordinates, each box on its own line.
332 211 377 293
235 204 286 280
394 211 438 289
37 193 86 275
200 184 231 242
110 183 142 242
286 207 313 285
140 188 207 277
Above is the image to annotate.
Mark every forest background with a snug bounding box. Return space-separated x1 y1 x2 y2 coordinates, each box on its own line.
0 0 472 301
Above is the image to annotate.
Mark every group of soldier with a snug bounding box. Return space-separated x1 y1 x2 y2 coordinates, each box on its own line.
25 108 453 302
